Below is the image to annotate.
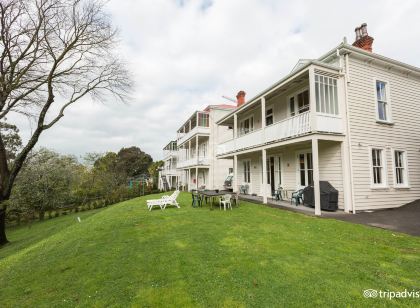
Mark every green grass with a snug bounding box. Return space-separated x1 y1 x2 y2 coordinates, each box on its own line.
0 192 419 307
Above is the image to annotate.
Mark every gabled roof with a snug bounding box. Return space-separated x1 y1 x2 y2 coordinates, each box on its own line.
290 59 312 73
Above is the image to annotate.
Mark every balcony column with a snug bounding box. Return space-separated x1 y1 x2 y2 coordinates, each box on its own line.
233 114 238 138
341 140 353 213
262 149 267 204
309 66 317 132
312 137 321 216
188 140 191 160
195 135 199 162
233 155 238 192
261 97 266 129
195 167 199 190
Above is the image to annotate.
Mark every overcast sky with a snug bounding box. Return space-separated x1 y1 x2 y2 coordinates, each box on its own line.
19 0 420 160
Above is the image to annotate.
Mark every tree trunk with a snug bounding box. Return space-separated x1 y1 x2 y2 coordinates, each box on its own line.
0 208 8 245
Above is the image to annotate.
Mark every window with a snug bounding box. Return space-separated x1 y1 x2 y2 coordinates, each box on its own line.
315 74 339 115
394 150 408 186
239 116 254 136
229 168 233 174
199 142 207 157
298 152 313 187
290 90 309 116
376 80 389 122
307 153 313 186
371 148 386 186
266 108 273 126
289 97 295 116
198 112 209 127
243 160 251 183
297 90 309 113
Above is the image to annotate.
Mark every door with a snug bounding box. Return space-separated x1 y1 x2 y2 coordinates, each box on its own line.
297 152 313 189
266 156 275 195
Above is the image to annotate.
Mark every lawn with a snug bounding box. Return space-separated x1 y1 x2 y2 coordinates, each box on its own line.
0 192 419 307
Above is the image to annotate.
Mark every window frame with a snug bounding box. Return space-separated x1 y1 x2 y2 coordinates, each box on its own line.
243 160 251 184
374 79 393 124
392 149 409 188
265 106 274 126
288 87 310 117
314 74 339 116
369 147 388 189
239 115 254 136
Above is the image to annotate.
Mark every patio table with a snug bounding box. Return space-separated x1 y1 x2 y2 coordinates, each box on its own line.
197 190 230 210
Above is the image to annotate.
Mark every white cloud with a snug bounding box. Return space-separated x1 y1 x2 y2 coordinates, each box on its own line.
15 0 420 160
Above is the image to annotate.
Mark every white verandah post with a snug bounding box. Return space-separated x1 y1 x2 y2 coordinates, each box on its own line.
312 137 321 216
233 154 238 192
262 149 267 204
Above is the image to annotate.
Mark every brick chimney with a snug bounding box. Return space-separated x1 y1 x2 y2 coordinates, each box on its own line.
236 90 246 107
352 23 374 52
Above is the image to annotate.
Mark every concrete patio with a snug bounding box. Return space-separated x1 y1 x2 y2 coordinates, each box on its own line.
239 194 420 236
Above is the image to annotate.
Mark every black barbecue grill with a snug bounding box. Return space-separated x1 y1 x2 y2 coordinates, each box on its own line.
302 181 338 211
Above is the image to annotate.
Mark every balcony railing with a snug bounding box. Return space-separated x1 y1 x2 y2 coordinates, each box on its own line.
177 156 210 168
178 126 210 146
217 111 343 156
163 150 178 159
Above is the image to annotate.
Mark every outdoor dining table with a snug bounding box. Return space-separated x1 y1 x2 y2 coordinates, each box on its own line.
197 190 229 210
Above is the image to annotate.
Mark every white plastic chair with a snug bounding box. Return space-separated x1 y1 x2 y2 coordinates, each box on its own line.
219 194 232 211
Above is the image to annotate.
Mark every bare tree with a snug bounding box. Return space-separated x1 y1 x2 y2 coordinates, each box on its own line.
0 0 132 245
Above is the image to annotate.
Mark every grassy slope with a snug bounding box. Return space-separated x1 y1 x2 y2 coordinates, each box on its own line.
0 192 419 307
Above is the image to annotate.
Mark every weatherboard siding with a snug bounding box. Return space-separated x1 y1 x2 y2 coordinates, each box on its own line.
347 56 420 210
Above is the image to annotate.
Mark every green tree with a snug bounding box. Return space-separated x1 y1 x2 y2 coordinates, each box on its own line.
117 147 153 178
0 0 131 244
10 149 83 220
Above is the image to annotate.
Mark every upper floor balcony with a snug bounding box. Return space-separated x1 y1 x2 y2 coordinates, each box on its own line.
161 167 179 176
163 140 178 159
177 156 210 169
216 63 345 156
177 111 210 146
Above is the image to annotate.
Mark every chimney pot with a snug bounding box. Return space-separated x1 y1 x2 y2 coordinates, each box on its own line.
352 23 374 52
236 90 246 107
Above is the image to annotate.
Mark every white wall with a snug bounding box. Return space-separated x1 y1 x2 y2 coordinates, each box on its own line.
347 56 420 210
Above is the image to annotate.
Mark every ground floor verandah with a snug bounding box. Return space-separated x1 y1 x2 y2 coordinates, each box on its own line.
230 135 352 216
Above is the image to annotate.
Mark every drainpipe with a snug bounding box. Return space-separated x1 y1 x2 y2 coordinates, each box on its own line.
343 53 356 214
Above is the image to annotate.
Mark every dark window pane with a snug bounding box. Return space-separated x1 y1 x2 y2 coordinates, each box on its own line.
300 170 306 186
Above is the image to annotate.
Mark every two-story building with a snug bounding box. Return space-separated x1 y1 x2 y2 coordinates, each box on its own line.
216 24 420 215
176 104 235 190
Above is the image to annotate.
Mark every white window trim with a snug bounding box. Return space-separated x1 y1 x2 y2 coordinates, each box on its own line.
243 159 251 184
391 148 410 189
295 148 312 189
369 147 388 189
288 86 309 116
275 154 284 188
373 78 393 124
239 115 254 136
265 104 274 126
314 74 340 116
288 95 296 117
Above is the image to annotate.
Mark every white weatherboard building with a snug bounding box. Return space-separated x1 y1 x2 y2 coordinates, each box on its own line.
159 141 180 190
160 104 234 191
216 24 420 215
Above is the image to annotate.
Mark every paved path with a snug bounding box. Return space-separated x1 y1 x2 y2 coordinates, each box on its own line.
324 200 420 236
